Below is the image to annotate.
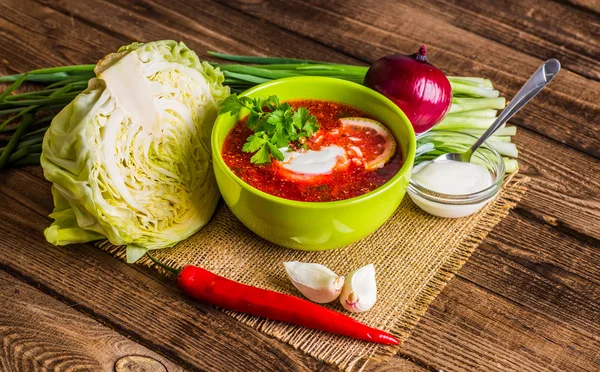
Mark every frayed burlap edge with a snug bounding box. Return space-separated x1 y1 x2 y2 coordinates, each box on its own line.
368 172 530 367
97 172 529 371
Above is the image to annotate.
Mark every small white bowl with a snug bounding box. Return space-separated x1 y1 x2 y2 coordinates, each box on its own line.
407 131 505 218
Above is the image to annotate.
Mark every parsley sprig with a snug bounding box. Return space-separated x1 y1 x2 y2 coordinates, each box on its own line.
220 94 319 164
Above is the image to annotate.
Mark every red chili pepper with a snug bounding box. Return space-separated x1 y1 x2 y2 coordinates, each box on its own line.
176 265 399 345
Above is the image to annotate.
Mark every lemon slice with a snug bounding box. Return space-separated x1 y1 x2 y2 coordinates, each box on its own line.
339 117 396 170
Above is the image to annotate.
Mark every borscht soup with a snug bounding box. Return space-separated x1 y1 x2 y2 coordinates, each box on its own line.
221 100 403 202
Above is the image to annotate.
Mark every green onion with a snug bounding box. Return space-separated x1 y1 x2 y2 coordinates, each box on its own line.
503 158 519 173
0 66 95 83
0 74 28 101
487 140 518 158
488 136 511 143
218 65 301 79
47 76 92 88
7 153 41 167
450 97 506 113
0 54 519 172
222 71 270 84
7 143 43 163
448 77 493 89
208 51 327 65
0 134 42 152
435 116 497 130
0 114 33 169
0 106 37 131
450 82 500 98
0 93 79 107
447 109 497 118
439 126 517 136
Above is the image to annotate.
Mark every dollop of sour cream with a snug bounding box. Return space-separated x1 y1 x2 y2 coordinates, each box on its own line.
412 160 492 195
281 145 346 175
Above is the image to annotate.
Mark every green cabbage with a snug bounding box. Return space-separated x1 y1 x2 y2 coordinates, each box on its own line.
41 40 229 263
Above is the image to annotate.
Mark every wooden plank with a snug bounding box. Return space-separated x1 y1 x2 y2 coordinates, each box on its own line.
2 128 598 372
11 0 600 308
10 126 599 248
491 206 600 288
364 358 430 372
402 0 600 81
10 0 597 242
0 3 427 364
0 270 184 372
402 276 600 371
0 167 423 371
220 0 600 158
458 239 600 336
512 129 600 240
0 0 598 370
3 163 598 372
560 0 600 15
0 0 126 71
0 189 338 371
26 0 359 65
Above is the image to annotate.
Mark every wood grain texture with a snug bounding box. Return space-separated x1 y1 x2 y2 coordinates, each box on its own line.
560 0 600 15
2 129 598 372
403 0 600 81
1 0 599 371
0 168 426 372
0 270 183 372
512 130 600 240
7 0 596 241
0 186 338 371
0 0 125 71
221 0 600 158
29 0 359 64
403 276 600 371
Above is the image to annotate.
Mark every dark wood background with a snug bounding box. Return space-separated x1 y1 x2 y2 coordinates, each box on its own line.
1 0 599 371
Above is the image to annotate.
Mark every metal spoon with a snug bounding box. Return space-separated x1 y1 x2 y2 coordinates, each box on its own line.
433 59 561 164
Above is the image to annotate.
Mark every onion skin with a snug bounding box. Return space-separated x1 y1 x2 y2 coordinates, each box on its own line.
364 46 452 134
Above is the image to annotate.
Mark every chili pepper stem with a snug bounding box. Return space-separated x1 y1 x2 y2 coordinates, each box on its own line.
145 251 182 276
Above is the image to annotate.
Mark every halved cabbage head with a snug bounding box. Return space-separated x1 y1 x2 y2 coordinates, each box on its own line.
41 40 229 263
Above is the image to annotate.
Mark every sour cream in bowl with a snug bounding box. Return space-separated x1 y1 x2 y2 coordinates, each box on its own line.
408 131 505 218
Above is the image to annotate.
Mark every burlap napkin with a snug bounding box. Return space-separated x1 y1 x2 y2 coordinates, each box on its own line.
100 172 528 371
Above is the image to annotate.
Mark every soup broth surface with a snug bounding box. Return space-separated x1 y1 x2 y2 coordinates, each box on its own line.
222 100 403 202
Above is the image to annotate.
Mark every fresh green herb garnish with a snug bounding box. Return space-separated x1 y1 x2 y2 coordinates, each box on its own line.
220 94 319 164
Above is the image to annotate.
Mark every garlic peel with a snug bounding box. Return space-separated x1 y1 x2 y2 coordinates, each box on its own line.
340 264 377 312
284 261 344 303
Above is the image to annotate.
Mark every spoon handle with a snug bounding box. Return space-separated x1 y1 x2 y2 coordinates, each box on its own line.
469 59 561 154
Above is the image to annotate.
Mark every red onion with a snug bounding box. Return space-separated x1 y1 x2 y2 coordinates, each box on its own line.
364 46 452 133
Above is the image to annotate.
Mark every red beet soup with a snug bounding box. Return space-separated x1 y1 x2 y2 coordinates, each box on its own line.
221 100 403 202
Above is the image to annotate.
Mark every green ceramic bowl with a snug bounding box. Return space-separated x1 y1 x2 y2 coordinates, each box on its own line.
211 77 416 250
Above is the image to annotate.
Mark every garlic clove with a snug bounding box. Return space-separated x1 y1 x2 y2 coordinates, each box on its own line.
284 261 345 303
340 264 377 313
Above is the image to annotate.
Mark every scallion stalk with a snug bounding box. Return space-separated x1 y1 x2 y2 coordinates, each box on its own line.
449 97 506 113
450 82 500 98
435 116 497 130
0 54 519 171
217 65 301 79
7 143 43 163
503 158 519 173
7 153 41 167
447 109 497 118
0 114 33 169
433 126 517 137
208 51 326 65
222 71 270 84
487 140 518 158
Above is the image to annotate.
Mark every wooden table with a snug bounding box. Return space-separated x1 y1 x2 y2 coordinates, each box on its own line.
1 0 598 370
